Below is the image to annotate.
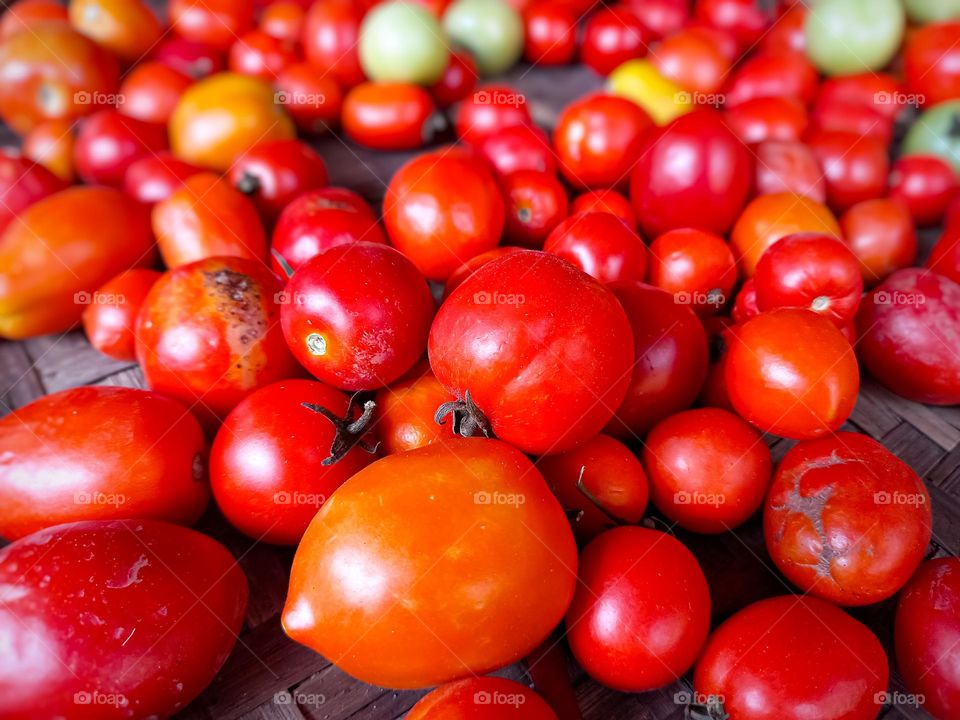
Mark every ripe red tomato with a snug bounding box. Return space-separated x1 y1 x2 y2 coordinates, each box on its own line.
889 155 959 227
73 109 168 187
726 308 859 439
123 151 203 204
442 246 524 298
759 2 806 54
373 361 456 455
815 72 903 120
630 110 751 239
0 519 247 720
478 124 556 176
694 595 888 720
228 28 296 79
569 188 636 228
566 526 710 692
169 0 254 50
283 439 577 688
301 0 364 88
905 21 960 107
342 82 439 150
731 277 758 322
544 212 647 283
810 97 893 145
82 269 163 360
384 151 505 281
694 0 771 49
275 62 344 134
723 96 808 144
152 37 225 79
118 61 193 125
522 2 576 65
808 130 889 212
0 149 67 235
697 315 735 411
229 139 327 222
723 51 818 108
622 0 687 39
455 84 533 146
408 676 558 720
895 557 960 720
753 139 825 202
929 228 960 285
766 432 932 605
429 251 634 455
647 228 736 316
259 0 305 42
856 268 960 405
0 0 67 39
652 27 730 95
428 48 478 108
840 198 917 286
501 169 569 247
580 6 649 76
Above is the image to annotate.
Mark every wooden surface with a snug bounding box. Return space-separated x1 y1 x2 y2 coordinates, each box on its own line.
1 62 958 720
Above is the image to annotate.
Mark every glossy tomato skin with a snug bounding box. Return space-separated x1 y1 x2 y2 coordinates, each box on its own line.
501 169 569 247
228 28 297 79
694 0 771 49
478 123 555 176
0 519 248 720
454 84 533 146
373 361 456 455
754 139 825 202
275 62 344 133
384 151 505 281
430 251 634 455
259 0 305 42
408 676 558 720
895 558 960 719
905 21 960 107
694 595 889 720
581 6 649 76
544 212 647 283
169 0 254 50
82 269 163 360
342 82 439 150
723 51 818 108
0 0 68 39
765 432 932 606
523 2 576 65
230 139 328 223
283 439 577 688
22 117 76 182
570 188 636 227
623 0 687 39
123 151 203 204
69 0 162 62
723 97 808 145
442 246 523 298
810 97 893 145
119 61 194 125
73 109 169 187
928 228 960 285
855 269 960 405
889 155 959 227
136 256 301 430
651 27 730 95
840 198 917 286
152 37 225 79
566 526 710 692
428 48 478 108
301 0 364 89
808 130 889 212
0 149 67 235
647 228 736 316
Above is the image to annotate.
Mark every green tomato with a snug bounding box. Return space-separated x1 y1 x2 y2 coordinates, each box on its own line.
443 0 523 76
904 0 960 23
359 2 450 85
902 101 960 175
805 0 904 76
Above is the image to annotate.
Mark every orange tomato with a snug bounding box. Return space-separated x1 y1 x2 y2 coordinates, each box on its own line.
0 0 68 39
22 118 76 181
373 361 457 455
69 0 162 62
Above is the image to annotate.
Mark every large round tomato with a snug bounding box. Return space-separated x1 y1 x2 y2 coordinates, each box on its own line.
283 439 577 688
544 212 647 283
647 228 736 316
373 361 456 455
905 21 960 107
840 198 917 286
408 676 557 719
0 149 67 234
82 268 162 361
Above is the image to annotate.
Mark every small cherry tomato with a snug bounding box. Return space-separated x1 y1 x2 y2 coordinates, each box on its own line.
228 28 297 79
501 169 569 247
0 0 68 39
230 138 327 223
477 123 555 176
753 139 825 202
73 109 168 187
168 0 254 50
153 36 225 78
373 361 456 455
0 149 68 235
889 154 959 226
119 61 193 125
648 228 735 316
808 129 889 212
652 27 730 95
69 0 162 62
570 188 635 228
275 61 344 133
454 84 532 145
342 81 440 150
301 0 364 88
723 51 818 108
580 6 649 76
840 198 917 286
428 48 478 108
259 0 305 43
123 151 204 204
21 118 76 182
408 677 558 720
544 212 647 283
905 21 960 107
723 96 808 145
82 269 163 361
522 2 576 65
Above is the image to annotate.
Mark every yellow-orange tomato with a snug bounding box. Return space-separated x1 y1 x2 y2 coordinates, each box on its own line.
731 192 840 276
169 72 295 171
0 0 68 39
22 118 76 181
373 361 456 455
69 0 162 62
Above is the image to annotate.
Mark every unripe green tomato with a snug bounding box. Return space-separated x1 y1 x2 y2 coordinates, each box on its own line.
902 101 960 175
904 0 960 23
359 2 450 85
805 0 904 76
443 0 523 76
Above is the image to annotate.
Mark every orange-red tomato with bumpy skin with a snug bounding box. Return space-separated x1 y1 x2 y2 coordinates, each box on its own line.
765 432 932 606
119 61 193 125
342 82 439 150
648 228 736 316
0 186 155 340
169 0 254 50
136 256 301 431
69 0 163 62
82 268 162 361
544 212 648 284
283 438 578 689
0 387 209 540
373 361 457 455
840 198 917 287
408 677 559 719
0 519 248 720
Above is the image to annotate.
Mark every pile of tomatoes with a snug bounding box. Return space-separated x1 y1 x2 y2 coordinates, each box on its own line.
1 0 960 718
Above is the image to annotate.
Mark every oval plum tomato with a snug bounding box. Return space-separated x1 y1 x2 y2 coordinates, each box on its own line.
753 140 825 203
119 61 193 125
522 2 576 65
69 0 162 62
342 82 440 150
408 676 558 720
554 93 653 191
896 557 960 719
0 387 208 540
82 269 163 361
731 192 841 276
544 212 647 284
570 188 635 227
477 123 555 176
281 242 434 390
228 28 297 79
123 151 203 204
170 72 295 172
754 233 863 325
622 0 687 39
136 256 300 429
765 432 932 605
430 251 633 455
840 198 917 286
566 526 710 692
0 149 67 235
726 308 858 439
905 21 960 107
723 97 808 145
259 0 305 42
856 268 960 405
630 110 751 239
442 246 524 298
152 36 225 79
537 433 649 543
428 48 478 108
211 379 376 544
651 27 730 95
454 83 532 145
889 155 959 226
373 361 456 455
384 151 504 281
732 277 758 323
302 0 364 88
501 169 568 247
0 521 245 719
22 118 76 182
808 130 889 212
229 139 327 223
73 109 168 187
0 23 119 134
153 172 268 267
0 187 155 339
283 438 577 688
723 51 818 108
694 0 771 49
0 0 68 39
647 228 735 316
275 62 344 134
605 282 709 439
694 595 888 720
580 6 649 76
168 0 254 50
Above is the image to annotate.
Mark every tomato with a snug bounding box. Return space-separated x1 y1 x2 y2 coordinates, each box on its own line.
753 139 825 203
726 308 858 439
229 138 327 223
153 36 225 79
501 169 568 247
271 186 384 274
384 151 504 281
895 557 960 719
118 62 193 126
274 62 343 133
169 0 254 50
815 72 904 121
723 97 808 145
698 316 735 410
694 595 888 720
731 277 758 322
69 0 162 62
428 48 478 108
905 21 960 107
570 188 635 227
544 212 645 283
301 0 364 88
430 251 633 455
694 0 772 49
647 228 736 316
580 6 649 76
373 361 456 455
522 2 576 65
566 526 710 692
478 123 556 176
605 58 693 126
123 151 203 204
442 246 523 298
903 101 960 175
928 229 960 285
905 0 960 22
0 23 119 134
630 110 751 239
554 93 653 191
443 0 524 76
622 0 687 39
652 28 730 96
536 433 648 544
342 81 439 150
805 0 904 76
153 172 267 268
136 256 300 430
723 51 818 108
408 676 558 720
730 192 840 276
605 282 709 438
765 432 932 605
455 84 532 145
0 0 67 39
808 130 889 212
82 269 163 360
73 109 168 187
889 155 959 227
0 187 155 339
21 118 75 185
855 268 960 405
0 149 67 235
759 2 806 55
810 98 893 145
840 198 917 286
259 0 305 42
358 1 448 84
228 28 297 79
284 438 577 687
170 72 295 172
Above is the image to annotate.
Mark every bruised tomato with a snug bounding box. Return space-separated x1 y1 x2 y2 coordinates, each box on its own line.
82 269 162 361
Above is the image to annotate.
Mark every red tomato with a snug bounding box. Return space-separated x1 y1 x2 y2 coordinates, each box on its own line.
723 96 808 144
442 246 524 298
647 228 736 316
523 2 576 65
928 229 960 285
342 81 439 150
731 276 758 322
723 51 818 108
694 595 888 720
501 169 569 247
82 269 163 360
73 109 168 187
810 98 893 144
429 251 634 455
152 37 225 79
455 84 532 146
408 677 558 720
169 0 254 50
698 315 736 410
229 138 327 223
726 308 859 439
580 6 649 76
840 198 917 286
0 149 67 235
478 124 556 176
283 439 577 688
753 139 825 202
889 155 958 227
759 2 806 55
118 62 193 125
544 212 647 283
815 72 904 120
301 0 364 88
373 361 456 455
428 49 478 108
22 117 76 182
622 0 687 39
259 0 305 42
765 432 932 606
275 61 344 134
569 191 633 231
652 27 730 95
566 526 710 692
228 28 297 79
694 0 772 49
0 0 67 39
69 0 162 62
808 130 889 212
905 21 960 107
123 151 203 204
856 268 960 405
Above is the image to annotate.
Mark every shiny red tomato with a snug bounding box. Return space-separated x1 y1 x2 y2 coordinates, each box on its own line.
544 212 647 284
647 228 736 316
759 2 806 54
501 169 569 247
455 84 533 146
815 72 904 120
73 109 168 187
810 97 893 144
0 0 67 39
0 149 67 235
228 28 297 79
229 138 327 222
731 276 758 322
652 27 730 95
118 61 193 125
82 268 163 360
342 81 439 150
840 198 917 286
478 123 556 176
570 188 636 228
523 2 576 65
301 0 364 87
723 51 818 108
152 36 225 79
723 96 808 144
889 154 959 226
22 117 76 182
929 228 960 285
275 61 344 134
753 139 825 202
373 361 456 455
808 129 889 212
694 0 771 49
259 0 305 42
408 677 558 720
69 0 162 62
905 21 960 107
622 0 687 39
122 151 203 204
580 6 649 76
428 48 478 108
169 0 254 50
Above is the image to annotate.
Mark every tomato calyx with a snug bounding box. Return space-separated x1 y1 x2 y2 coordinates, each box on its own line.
235 171 261 196
684 693 730 720
301 395 379 465
434 389 492 438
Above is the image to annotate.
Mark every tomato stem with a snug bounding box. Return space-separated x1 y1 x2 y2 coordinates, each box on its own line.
272 249 295 278
235 171 261 196
575 466 628 527
434 389 493 438
302 395 379 465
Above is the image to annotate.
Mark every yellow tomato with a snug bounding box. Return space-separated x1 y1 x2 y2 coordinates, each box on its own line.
606 59 693 126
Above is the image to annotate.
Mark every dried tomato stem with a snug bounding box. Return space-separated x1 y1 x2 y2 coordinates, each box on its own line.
434 389 493 438
302 395 379 466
